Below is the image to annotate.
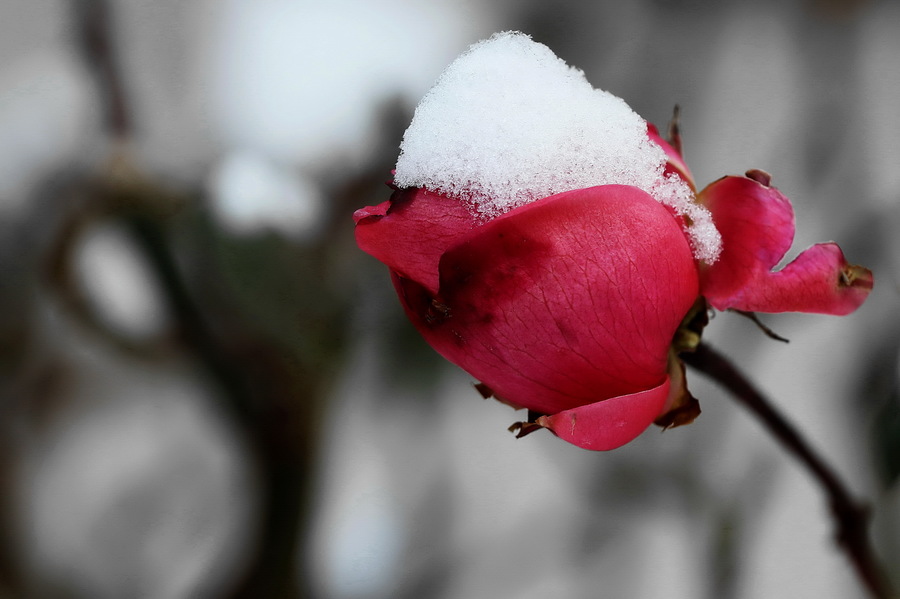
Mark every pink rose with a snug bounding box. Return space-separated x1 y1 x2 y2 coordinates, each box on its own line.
354 125 872 452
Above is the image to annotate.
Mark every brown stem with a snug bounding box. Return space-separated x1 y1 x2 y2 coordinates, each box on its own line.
683 342 895 599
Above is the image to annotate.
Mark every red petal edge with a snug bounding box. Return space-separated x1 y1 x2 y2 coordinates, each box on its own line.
699 175 873 315
354 187 477 294
648 124 694 189
536 378 671 451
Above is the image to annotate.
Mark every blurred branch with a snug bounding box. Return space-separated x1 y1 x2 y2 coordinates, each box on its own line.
43 178 182 360
71 0 131 138
67 1 319 597
123 206 314 599
684 342 896 599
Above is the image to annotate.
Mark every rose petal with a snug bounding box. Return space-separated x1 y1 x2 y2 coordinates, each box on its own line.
720 242 873 315
536 377 671 451
697 175 794 299
394 185 699 416
699 175 873 315
648 124 694 189
355 187 476 294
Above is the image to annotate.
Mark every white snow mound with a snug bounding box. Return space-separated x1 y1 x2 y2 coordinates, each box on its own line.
393 31 721 263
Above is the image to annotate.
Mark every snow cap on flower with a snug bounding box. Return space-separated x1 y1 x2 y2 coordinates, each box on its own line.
394 31 721 263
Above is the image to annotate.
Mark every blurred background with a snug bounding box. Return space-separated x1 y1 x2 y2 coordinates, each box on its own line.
0 0 898 597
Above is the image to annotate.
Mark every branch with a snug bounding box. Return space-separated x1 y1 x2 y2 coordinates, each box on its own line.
71 0 131 138
68 2 315 596
683 342 895 599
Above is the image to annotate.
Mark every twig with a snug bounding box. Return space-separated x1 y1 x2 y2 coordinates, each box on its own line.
683 342 895 599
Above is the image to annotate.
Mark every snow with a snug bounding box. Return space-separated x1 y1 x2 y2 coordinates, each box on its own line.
394 31 721 263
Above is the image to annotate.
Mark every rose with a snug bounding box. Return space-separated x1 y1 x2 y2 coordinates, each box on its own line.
354 124 872 451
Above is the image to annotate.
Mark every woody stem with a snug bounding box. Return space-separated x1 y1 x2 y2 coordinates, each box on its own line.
682 342 895 599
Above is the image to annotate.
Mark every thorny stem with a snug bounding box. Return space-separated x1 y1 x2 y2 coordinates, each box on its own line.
683 342 896 599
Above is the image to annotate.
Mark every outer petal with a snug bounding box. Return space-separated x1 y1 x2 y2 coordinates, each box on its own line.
354 187 476 294
394 185 699 416
536 378 671 450
699 174 872 315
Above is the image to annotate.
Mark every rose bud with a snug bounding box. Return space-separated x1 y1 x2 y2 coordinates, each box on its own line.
355 32 872 450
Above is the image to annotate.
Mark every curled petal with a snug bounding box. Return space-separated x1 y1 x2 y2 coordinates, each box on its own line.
721 242 873 315
536 378 671 451
395 185 698 416
354 187 476 294
699 174 872 315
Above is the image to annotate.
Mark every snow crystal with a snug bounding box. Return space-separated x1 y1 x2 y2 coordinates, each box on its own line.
393 31 721 263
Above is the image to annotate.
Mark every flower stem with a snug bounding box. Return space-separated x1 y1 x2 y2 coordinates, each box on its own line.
682 342 895 599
